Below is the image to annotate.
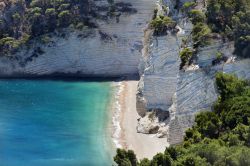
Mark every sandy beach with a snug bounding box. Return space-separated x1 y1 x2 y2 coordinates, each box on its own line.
113 80 168 160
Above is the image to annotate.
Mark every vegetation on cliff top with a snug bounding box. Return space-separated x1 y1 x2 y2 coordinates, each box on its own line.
150 14 176 36
0 0 92 55
179 47 193 70
188 0 250 57
185 4 212 48
178 0 250 69
0 0 136 56
207 0 250 58
114 73 250 166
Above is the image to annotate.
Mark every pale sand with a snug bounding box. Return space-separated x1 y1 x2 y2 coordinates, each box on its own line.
119 81 168 160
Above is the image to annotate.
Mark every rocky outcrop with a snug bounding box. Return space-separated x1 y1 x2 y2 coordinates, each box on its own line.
137 109 170 135
136 0 250 145
137 0 193 117
136 0 192 136
167 59 250 144
0 0 155 77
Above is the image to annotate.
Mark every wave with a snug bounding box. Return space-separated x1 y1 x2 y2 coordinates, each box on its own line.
111 82 124 148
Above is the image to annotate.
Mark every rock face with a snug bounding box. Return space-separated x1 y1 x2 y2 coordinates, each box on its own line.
136 0 192 136
137 0 250 144
167 54 250 145
137 0 193 117
0 0 155 77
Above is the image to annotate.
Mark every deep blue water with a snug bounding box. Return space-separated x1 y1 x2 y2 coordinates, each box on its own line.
0 80 113 166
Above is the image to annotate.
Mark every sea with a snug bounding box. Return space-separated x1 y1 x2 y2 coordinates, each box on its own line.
0 79 115 166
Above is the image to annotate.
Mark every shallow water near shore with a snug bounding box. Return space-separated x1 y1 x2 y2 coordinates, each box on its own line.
0 79 114 166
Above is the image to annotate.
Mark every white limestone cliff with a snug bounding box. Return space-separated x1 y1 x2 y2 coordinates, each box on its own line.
136 0 250 144
0 0 155 77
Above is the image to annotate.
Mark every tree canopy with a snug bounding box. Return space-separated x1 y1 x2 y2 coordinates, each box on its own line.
206 0 250 57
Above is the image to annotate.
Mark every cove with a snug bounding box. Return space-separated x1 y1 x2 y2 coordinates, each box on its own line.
0 79 114 166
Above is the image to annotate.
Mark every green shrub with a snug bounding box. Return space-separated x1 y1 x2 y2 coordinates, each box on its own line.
0 37 21 54
207 0 250 57
20 33 30 45
178 155 207 166
183 2 197 10
151 153 173 166
188 10 206 24
12 12 21 24
58 3 70 11
216 51 222 59
179 47 193 69
195 111 221 138
0 0 102 55
138 158 150 166
29 7 42 15
192 23 211 47
45 8 57 31
150 16 176 35
114 149 138 166
165 147 179 160
58 10 71 27
215 72 247 101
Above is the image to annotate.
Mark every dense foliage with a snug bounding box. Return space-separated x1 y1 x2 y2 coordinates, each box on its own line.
0 0 138 55
179 47 193 69
114 73 250 166
150 15 176 36
184 3 212 48
206 0 250 57
181 0 250 57
0 0 93 54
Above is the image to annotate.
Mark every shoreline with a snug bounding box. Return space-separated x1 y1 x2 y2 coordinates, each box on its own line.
110 81 124 149
111 81 168 160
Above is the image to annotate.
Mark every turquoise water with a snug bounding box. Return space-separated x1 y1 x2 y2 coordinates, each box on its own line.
0 79 114 166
